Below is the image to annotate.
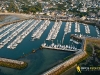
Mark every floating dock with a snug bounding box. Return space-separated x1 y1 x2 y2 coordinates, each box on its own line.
41 43 79 52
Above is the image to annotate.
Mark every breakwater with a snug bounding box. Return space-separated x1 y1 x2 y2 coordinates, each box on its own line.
0 57 27 70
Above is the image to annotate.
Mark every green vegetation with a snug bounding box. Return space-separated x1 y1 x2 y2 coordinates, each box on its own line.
94 45 100 59
6 0 42 14
76 12 88 17
56 3 66 11
86 44 93 56
21 3 42 14
6 0 19 12
95 50 100 58
0 61 27 70
49 2 66 11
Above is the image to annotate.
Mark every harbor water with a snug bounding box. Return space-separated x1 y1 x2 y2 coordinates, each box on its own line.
0 20 99 75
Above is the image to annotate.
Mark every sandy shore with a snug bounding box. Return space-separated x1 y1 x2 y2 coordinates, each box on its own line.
0 13 33 19
0 13 33 25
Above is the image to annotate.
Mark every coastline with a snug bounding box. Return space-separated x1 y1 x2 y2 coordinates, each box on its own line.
0 13 98 29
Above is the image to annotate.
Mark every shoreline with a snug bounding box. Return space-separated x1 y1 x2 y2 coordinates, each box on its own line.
0 13 99 30
0 17 98 31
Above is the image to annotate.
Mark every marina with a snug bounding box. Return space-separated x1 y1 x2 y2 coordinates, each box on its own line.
0 21 24 39
1 0 100 74
0 20 35 49
0 20 99 75
0 24 13 33
7 20 41 49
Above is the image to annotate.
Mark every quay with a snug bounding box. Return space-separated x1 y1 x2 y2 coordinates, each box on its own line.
41 45 79 52
0 57 27 70
41 42 80 52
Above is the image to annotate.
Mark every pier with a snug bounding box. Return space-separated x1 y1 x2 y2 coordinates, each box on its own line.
84 24 90 34
75 22 80 33
41 43 79 52
32 20 50 40
46 21 62 40
64 22 72 34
